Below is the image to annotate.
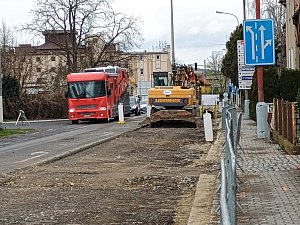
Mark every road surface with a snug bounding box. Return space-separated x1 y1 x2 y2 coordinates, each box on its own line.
1 115 145 173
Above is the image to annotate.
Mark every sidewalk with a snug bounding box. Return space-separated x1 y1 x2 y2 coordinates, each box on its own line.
213 118 300 224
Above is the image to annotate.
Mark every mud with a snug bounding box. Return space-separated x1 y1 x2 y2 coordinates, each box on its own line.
0 125 219 225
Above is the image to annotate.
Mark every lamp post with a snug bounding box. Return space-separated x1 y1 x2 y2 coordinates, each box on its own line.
170 0 176 68
216 11 240 26
216 10 240 106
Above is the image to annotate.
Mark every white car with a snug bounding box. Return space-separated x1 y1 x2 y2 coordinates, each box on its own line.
129 96 141 116
140 99 148 113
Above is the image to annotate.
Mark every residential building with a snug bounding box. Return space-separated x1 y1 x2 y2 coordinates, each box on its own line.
122 46 172 100
11 30 82 94
5 30 172 97
280 0 300 69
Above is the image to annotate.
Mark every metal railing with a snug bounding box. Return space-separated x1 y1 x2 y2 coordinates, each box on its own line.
220 159 231 225
219 101 243 225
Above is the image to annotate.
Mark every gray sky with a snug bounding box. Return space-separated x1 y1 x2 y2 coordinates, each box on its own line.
0 0 254 67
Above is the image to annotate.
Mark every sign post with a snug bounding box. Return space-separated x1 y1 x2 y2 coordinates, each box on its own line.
237 40 255 119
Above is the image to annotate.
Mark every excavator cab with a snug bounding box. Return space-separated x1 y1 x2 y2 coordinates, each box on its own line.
152 72 172 87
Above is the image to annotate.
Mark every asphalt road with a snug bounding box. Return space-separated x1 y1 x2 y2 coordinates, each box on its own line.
1 115 146 174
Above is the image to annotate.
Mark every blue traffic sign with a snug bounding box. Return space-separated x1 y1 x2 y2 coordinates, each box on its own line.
243 19 275 66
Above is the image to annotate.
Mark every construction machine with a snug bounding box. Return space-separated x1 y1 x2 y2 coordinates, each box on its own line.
148 65 201 127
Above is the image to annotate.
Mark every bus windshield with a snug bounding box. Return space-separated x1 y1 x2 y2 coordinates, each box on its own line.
68 81 106 99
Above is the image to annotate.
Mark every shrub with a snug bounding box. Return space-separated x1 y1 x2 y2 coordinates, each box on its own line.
4 92 68 120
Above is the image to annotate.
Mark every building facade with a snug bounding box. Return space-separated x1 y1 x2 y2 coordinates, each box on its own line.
5 30 172 97
280 0 300 69
124 46 172 100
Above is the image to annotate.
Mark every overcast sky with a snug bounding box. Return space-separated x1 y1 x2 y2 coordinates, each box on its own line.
0 0 255 67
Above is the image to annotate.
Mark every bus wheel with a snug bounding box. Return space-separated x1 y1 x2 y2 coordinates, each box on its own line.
72 120 79 124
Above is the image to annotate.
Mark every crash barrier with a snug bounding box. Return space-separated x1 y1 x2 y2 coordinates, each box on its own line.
220 159 231 225
221 103 237 132
219 104 244 225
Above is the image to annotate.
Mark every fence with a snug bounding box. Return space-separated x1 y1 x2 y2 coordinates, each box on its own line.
273 99 300 146
219 102 243 225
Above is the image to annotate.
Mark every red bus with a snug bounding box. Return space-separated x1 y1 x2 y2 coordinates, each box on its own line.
66 66 131 124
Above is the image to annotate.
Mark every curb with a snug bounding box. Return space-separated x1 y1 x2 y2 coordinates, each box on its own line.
187 127 222 225
11 125 144 173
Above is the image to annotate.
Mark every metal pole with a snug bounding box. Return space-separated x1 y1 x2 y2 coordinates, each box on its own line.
243 0 246 21
243 0 250 119
170 0 176 67
204 60 206 79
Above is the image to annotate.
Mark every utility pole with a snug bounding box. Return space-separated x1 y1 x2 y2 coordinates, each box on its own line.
256 0 264 102
243 0 246 22
255 0 269 139
170 0 176 68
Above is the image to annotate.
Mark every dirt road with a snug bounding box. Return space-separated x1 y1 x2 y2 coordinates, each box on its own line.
0 124 219 225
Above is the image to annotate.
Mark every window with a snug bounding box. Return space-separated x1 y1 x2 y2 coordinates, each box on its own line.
51 56 55 61
293 9 300 47
36 68 41 72
156 55 160 60
140 69 144 75
68 81 106 99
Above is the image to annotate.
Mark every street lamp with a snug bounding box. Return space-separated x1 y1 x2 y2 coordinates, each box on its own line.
216 11 240 106
216 11 240 26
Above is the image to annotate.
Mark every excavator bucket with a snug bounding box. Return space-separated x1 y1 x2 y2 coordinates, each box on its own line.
150 109 196 127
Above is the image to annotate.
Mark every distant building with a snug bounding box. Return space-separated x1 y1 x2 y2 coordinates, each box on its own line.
12 30 84 94
6 30 172 96
121 46 172 100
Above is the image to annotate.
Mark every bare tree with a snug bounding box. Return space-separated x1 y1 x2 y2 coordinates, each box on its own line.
150 40 168 52
91 11 143 67
0 20 14 76
0 20 13 47
262 0 285 66
206 51 227 94
23 0 143 72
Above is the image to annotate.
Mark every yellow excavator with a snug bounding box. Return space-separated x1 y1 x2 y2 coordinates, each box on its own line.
148 66 201 127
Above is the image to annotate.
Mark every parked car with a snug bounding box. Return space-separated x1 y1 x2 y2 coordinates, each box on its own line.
129 96 141 116
140 99 148 113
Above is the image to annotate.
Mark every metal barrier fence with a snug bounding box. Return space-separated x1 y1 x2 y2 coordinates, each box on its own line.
219 102 243 225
